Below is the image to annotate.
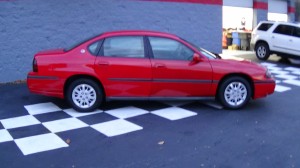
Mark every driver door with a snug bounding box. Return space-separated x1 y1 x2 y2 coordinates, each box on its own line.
147 36 213 97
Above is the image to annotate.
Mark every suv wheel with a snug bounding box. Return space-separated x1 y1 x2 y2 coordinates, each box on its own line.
255 43 270 60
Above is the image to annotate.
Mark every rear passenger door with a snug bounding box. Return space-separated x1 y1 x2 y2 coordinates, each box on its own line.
290 26 300 56
94 36 152 97
271 24 295 54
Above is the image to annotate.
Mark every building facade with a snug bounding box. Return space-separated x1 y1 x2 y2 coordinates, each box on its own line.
0 0 296 82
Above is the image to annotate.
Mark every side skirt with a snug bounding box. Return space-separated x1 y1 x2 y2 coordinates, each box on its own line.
106 96 215 102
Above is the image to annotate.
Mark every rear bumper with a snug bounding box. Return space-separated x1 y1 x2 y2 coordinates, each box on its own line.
27 73 64 99
253 80 276 99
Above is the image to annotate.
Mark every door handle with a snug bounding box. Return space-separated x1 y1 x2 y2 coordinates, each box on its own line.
154 64 166 68
98 62 109 66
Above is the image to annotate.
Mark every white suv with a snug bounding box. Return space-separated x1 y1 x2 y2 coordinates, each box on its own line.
251 21 300 60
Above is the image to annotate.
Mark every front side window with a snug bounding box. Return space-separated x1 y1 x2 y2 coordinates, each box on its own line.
102 36 144 58
273 25 294 36
148 37 194 60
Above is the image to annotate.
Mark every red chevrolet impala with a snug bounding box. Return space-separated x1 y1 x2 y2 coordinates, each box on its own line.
27 30 275 112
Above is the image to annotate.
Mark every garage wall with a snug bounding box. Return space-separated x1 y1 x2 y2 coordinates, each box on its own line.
288 0 296 21
0 0 222 83
253 0 268 28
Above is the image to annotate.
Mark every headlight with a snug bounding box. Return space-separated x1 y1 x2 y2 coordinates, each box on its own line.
265 68 273 78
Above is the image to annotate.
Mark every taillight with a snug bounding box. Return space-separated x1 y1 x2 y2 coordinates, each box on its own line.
33 58 38 72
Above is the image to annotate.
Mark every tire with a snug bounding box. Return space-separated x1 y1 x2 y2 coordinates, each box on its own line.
218 77 251 109
255 43 270 60
67 79 103 112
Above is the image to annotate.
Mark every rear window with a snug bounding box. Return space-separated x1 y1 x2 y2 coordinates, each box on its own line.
257 23 274 31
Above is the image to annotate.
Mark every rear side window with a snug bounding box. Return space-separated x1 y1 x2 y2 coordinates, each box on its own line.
88 40 103 55
257 23 273 31
102 36 145 58
273 25 294 36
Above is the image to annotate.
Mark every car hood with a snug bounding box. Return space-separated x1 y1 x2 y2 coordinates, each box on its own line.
210 57 266 72
35 49 65 56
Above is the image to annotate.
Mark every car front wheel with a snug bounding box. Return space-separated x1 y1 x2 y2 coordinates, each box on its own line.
218 77 251 109
255 43 270 60
67 79 103 112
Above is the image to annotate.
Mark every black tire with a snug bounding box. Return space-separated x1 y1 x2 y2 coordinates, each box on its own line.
67 79 103 112
255 43 270 60
218 77 251 109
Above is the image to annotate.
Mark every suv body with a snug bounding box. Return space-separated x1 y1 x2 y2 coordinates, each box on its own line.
251 21 300 60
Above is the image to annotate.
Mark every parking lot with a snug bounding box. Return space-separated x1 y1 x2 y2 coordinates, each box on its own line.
1 52 300 168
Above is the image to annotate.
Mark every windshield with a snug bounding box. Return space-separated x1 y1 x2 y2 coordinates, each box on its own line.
180 38 218 59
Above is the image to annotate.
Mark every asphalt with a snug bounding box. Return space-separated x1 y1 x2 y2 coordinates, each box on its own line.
1 51 300 168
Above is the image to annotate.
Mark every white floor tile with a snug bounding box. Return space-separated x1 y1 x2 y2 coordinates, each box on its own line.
284 67 300 72
15 133 68 155
0 129 13 143
291 71 300 75
63 108 103 117
105 106 148 119
260 62 277 67
25 102 61 115
1 115 40 129
275 85 291 92
91 119 142 137
269 70 289 75
275 74 298 80
43 118 88 133
151 107 197 121
283 79 300 87
266 66 283 71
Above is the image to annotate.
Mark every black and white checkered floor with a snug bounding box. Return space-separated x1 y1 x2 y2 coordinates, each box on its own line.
0 101 205 155
1 62 300 156
261 62 300 92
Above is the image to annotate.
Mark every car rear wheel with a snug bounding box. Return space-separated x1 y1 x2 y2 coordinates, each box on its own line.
218 77 251 109
255 43 270 60
67 79 103 112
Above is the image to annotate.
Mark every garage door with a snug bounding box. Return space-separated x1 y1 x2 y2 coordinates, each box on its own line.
268 0 288 14
223 0 253 8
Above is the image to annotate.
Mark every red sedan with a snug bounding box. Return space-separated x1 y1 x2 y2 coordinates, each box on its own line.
27 30 275 112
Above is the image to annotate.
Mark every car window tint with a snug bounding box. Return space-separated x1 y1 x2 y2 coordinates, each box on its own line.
257 23 273 31
88 40 102 55
148 37 194 60
293 27 300 38
102 36 144 58
273 25 294 36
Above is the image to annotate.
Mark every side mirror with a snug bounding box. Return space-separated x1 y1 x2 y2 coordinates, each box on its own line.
192 53 201 62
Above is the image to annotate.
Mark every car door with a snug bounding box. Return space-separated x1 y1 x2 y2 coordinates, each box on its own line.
94 36 152 97
271 24 295 54
147 36 213 97
290 26 300 56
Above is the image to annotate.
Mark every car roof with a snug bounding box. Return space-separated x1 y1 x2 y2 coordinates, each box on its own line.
259 21 300 27
101 30 180 39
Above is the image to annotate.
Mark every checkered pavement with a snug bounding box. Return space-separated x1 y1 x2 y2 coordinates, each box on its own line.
261 62 300 93
0 101 200 155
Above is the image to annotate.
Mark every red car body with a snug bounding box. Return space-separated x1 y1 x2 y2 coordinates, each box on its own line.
27 30 275 111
